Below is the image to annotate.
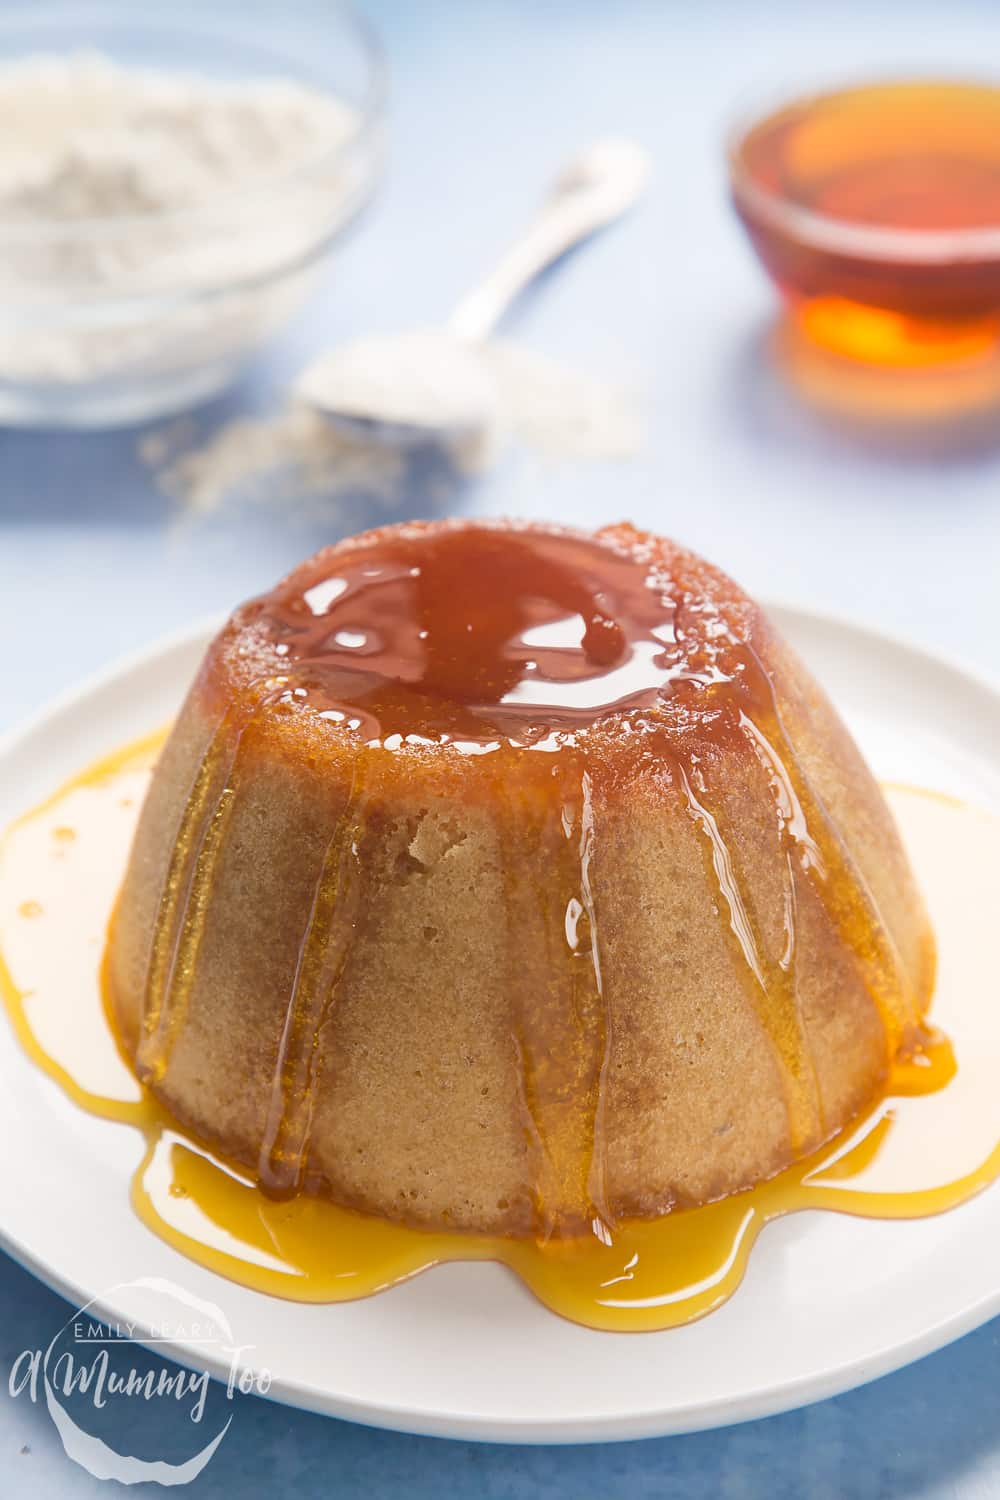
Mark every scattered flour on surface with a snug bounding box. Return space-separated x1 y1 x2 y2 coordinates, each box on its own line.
143 341 644 516
482 341 644 463
154 406 408 516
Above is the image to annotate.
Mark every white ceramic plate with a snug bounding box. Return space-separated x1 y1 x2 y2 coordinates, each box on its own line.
1 606 1000 1444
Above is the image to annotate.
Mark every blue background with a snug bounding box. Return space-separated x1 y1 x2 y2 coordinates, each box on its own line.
3 0 1000 1493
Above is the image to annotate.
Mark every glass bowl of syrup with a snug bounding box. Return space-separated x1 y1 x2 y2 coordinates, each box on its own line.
729 80 1000 367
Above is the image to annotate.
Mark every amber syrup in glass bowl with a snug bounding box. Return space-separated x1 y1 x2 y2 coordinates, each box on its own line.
730 81 1000 366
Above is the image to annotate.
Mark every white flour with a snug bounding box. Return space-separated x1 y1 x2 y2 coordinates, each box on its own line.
143 340 644 516
149 406 408 517
483 342 643 462
0 51 358 383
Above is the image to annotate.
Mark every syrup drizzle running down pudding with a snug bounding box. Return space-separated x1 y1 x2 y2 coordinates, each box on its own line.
4 739 999 1332
103 519 935 1244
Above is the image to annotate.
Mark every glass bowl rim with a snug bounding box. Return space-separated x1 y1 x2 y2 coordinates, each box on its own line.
727 72 1000 265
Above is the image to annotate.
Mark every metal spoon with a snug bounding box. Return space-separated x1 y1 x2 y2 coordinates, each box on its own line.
295 137 650 446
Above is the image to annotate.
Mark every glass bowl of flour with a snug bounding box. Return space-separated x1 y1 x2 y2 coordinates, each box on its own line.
0 1 386 427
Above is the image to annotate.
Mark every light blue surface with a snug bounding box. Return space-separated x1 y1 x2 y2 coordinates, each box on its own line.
3 0 1000 1493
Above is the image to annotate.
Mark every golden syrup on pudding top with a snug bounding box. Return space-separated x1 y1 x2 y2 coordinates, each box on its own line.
220 520 752 743
2 732 999 1332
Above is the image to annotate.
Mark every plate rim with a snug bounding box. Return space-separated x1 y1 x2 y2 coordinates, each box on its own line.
2 600 1000 1444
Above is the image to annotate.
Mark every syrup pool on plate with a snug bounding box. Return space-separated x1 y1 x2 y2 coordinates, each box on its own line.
2 734 1000 1332
730 80 1000 367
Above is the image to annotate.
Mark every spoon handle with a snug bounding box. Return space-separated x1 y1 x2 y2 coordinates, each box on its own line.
447 137 650 343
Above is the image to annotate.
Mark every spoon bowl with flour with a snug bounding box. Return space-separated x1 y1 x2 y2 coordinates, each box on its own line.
295 137 650 447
